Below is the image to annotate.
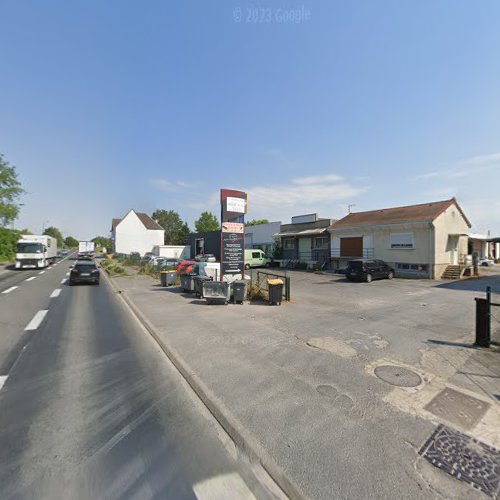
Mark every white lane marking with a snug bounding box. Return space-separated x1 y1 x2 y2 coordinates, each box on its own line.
60 278 67 284
50 288 62 298
25 310 48 331
0 375 7 391
39 271 45 275
193 473 256 500
2 286 18 294
25 276 36 282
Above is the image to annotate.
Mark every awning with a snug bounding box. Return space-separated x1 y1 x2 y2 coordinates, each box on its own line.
274 228 329 237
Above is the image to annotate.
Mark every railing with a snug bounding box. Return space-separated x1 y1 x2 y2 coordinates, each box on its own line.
255 270 291 301
330 248 374 258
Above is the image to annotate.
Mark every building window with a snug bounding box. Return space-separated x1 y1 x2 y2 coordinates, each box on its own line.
390 233 414 249
314 237 329 249
283 238 295 250
396 263 428 272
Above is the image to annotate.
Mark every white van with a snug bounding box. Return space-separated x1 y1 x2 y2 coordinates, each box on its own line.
244 249 271 269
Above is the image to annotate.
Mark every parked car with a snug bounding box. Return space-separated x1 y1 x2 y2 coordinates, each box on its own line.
479 258 496 267
346 259 394 283
195 254 217 262
69 260 100 285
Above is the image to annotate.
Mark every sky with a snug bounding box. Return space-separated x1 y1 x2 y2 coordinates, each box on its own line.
1 0 499 240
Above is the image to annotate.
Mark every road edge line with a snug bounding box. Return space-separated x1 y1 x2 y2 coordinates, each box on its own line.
103 270 304 500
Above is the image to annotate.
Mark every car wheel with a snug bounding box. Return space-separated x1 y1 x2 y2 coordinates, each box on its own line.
69 281 74 286
95 280 100 285
366 273 373 283
387 271 394 280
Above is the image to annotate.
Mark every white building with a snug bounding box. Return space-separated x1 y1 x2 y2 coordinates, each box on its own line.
111 209 164 256
245 221 281 256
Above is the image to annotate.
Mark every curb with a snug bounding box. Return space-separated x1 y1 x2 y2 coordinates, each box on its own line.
103 271 306 500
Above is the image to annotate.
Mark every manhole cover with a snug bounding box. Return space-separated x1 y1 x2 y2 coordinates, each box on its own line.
419 424 500 497
374 364 422 387
424 387 490 430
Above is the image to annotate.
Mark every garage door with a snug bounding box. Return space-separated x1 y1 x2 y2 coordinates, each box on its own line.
340 237 363 257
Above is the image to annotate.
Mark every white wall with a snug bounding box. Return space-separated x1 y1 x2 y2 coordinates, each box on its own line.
154 245 190 259
114 211 164 256
245 222 281 247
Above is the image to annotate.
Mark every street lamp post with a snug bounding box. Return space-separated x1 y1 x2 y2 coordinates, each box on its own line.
42 220 49 234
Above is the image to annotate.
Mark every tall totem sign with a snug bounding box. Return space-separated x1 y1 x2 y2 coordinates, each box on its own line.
220 189 247 280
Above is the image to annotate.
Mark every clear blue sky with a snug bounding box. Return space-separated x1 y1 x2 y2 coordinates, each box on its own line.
1 0 499 239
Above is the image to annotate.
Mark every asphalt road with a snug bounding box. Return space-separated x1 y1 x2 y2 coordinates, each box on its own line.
0 258 279 499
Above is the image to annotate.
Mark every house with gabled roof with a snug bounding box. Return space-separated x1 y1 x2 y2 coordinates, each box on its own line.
111 209 164 256
329 198 472 279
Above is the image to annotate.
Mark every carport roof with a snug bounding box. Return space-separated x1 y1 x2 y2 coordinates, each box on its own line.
274 228 329 237
330 198 471 229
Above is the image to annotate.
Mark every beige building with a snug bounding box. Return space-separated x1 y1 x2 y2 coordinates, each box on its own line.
329 198 471 279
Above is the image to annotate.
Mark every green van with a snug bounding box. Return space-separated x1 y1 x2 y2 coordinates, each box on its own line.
244 249 271 269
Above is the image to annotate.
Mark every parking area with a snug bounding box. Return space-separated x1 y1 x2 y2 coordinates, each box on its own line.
246 267 500 368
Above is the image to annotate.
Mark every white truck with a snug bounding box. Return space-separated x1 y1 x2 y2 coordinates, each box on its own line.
15 235 58 269
78 241 95 259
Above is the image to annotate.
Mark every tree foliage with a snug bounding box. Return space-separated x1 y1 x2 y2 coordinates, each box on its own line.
194 211 220 232
246 219 269 226
152 209 190 245
0 154 25 227
64 236 79 248
43 226 64 248
92 236 112 250
0 228 20 262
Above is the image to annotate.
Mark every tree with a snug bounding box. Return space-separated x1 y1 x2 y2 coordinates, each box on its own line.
194 211 220 232
0 228 20 262
0 154 25 227
92 236 112 250
43 226 64 248
246 219 269 226
64 236 79 248
152 209 190 245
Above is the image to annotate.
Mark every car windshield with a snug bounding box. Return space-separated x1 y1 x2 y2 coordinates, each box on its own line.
17 243 43 253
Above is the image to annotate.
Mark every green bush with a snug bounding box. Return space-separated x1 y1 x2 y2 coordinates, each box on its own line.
0 228 21 262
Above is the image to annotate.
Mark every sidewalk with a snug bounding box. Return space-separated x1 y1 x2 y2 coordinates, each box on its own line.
110 271 500 499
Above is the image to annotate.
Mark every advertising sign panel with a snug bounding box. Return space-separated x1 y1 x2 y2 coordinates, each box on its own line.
221 223 245 277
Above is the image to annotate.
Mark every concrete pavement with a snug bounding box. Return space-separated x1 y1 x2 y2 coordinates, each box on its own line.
0 258 280 499
110 268 500 499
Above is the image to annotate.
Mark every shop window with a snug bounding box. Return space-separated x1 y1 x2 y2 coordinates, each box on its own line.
314 237 329 249
283 239 295 250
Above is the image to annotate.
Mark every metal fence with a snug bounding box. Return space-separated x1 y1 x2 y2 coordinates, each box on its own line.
254 270 291 301
330 248 375 258
491 291 500 345
475 286 500 347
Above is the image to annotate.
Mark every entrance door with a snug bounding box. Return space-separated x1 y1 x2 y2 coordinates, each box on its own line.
298 238 311 261
449 236 459 265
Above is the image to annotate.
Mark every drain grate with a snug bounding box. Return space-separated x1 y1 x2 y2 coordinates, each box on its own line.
374 364 422 387
419 424 500 497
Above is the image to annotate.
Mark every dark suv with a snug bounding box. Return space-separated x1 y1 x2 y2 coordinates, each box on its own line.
69 261 100 285
346 259 394 283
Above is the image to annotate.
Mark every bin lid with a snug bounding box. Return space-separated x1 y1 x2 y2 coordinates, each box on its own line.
267 279 284 285
160 270 176 274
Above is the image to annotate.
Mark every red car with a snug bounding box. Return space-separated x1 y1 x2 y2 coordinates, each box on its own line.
176 260 196 275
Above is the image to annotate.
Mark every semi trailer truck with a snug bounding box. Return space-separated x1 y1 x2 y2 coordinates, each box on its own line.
15 235 58 269
78 241 95 259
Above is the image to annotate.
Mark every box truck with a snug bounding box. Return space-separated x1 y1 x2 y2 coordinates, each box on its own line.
15 235 58 269
78 241 95 259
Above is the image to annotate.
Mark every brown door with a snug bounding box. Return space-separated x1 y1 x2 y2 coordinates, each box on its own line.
340 237 363 257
